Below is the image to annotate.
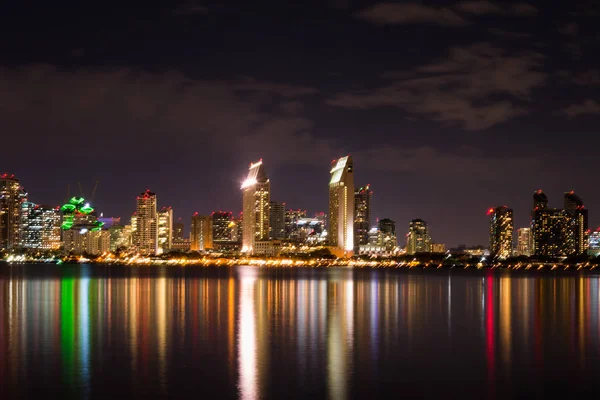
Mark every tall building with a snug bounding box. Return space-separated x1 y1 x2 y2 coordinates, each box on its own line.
406 219 430 255
241 160 270 253
0 174 27 250
19 202 61 250
157 206 173 253
212 211 234 242
134 190 158 255
378 218 396 252
517 227 532 257
173 218 184 240
190 213 212 251
328 156 354 253
563 191 588 255
269 201 285 240
488 206 513 260
354 185 372 252
285 209 307 241
589 229 600 257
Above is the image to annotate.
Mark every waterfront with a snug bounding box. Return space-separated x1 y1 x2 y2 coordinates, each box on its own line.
2 264 600 398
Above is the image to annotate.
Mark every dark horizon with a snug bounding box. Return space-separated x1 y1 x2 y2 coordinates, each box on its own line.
2 0 600 246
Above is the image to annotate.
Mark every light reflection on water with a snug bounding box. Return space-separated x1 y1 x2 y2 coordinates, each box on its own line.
1 265 600 398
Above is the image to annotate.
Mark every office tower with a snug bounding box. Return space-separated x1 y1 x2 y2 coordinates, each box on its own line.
406 219 431 255
241 160 270 253
563 191 588 255
378 218 397 251
354 185 372 252
488 206 514 260
134 190 158 255
285 209 307 241
517 227 532 257
0 174 27 250
157 206 173 253
328 156 354 253
19 202 61 250
173 218 184 240
589 229 600 257
531 190 565 257
190 213 212 251
212 211 234 242
269 201 285 240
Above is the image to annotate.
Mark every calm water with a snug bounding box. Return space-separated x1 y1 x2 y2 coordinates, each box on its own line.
1 264 600 399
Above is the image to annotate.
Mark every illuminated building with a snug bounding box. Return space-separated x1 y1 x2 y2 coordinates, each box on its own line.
378 218 397 252
269 201 285 240
97 216 121 229
588 229 600 257
157 206 173 253
19 202 61 250
516 227 532 257
241 160 270 253
134 190 158 255
532 208 565 258
285 209 306 241
296 217 327 244
431 243 446 253
253 240 282 256
406 219 430 255
563 191 588 255
108 225 128 251
354 185 372 252
190 213 212 251
212 211 234 242
488 206 513 260
173 218 184 240
0 174 27 250
328 156 354 254
62 229 110 255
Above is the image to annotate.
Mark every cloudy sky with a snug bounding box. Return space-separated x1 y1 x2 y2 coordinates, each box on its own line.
2 0 600 246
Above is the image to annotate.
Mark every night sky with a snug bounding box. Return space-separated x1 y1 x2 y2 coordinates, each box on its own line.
2 0 600 246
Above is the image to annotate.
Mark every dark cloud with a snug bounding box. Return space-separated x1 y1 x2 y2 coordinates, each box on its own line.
489 28 533 39
329 43 546 130
559 22 579 36
571 70 600 85
511 3 538 16
564 99 600 118
356 2 467 26
455 1 503 15
173 2 208 16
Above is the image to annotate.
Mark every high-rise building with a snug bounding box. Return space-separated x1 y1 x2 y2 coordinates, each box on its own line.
62 229 110 255
269 201 285 240
589 229 600 257
378 218 396 251
241 160 270 253
212 211 234 242
285 209 307 241
488 206 513 260
328 156 354 253
190 213 212 251
563 191 588 255
173 218 184 240
406 219 430 255
19 202 61 250
517 227 532 257
157 206 173 253
134 190 158 255
0 174 27 250
354 185 372 252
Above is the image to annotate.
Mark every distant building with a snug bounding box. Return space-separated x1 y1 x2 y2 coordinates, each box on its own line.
171 238 191 252
517 227 532 257
241 160 270 253
190 213 212 251
253 240 282 257
173 218 184 240
563 191 588 255
488 206 513 260
108 225 128 252
0 174 27 250
19 202 61 250
589 229 600 257
134 190 158 255
354 185 372 252
378 218 397 252
328 156 354 254
157 206 173 253
431 243 446 253
212 211 234 242
285 209 306 241
63 229 110 255
97 216 121 230
269 201 285 240
406 219 430 255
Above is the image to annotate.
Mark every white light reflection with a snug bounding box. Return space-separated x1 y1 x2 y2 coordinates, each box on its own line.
238 267 258 400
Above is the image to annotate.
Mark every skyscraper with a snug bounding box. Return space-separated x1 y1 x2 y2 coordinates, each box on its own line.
517 227 532 257
563 191 588 255
0 174 27 250
531 190 564 258
241 160 270 253
285 209 306 241
354 185 372 252
328 156 354 253
378 218 397 252
406 219 430 255
134 190 158 255
269 201 285 240
212 211 234 242
488 206 513 260
19 202 61 250
173 218 184 240
190 213 212 251
157 206 173 253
